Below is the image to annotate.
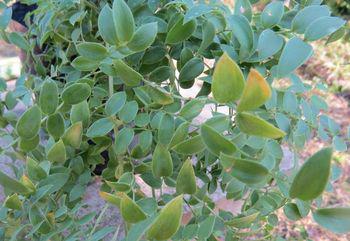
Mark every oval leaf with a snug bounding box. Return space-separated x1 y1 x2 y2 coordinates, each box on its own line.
86 118 114 138
39 79 58 115
120 193 147 223
62 122 83 148
112 0 135 43
113 60 143 86
261 1 284 28
172 135 206 155
313 207 350 234
237 69 271 112
16 105 42 140
0 170 30 194
152 144 173 178
105 91 127 116
212 53 245 103
76 42 108 60
128 22 158 52
47 139 67 163
166 16 196 44
176 159 197 194
289 147 333 201
47 113 65 140
98 5 119 45
236 112 286 139
147 195 183 240
304 16 345 41
61 83 91 105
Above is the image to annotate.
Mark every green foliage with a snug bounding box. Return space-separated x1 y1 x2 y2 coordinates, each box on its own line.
0 0 349 240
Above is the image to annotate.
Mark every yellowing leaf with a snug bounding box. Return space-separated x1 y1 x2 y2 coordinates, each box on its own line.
113 60 143 86
212 53 245 103
172 135 206 155
176 159 197 194
289 147 333 200
62 122 83 148
225 212 259 228
236 112 285 139
147 195 183 240
99 191 121 208
200 124 236 156
120 193 147 223
237 69 271 112
4 194 22 210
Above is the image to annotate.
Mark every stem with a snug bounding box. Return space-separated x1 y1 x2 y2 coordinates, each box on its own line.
108 76 114 97
88 204 109 239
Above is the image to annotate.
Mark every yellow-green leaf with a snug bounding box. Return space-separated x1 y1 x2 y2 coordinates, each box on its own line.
128 22 158 52
120 193 147 223
61 83 91 105
0 170 30 194
166 15 196 44
76 42 108 60
47 139 67 163
289 147 333 201
172 135 205 155
4 194 22 210
113 60 142 86
18 135 39 152
237 69 271 112
26 157 47 181
39 79 58 115
236 112 285 139
99 191 121 208
152 144 173 178
112 0 135 43
62 122 83 148
212 53 245 103
200 124 236 156
147 195 183 240
225 212 259 228
176 159 197 194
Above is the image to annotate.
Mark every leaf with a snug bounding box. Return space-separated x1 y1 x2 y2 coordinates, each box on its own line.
86 118 114 138
39 79 58 115
113 127 134 154
313 207 350 234
220 153 269 184
257 29 284 60
0 170 30 194
152 144 173 178
112 0 135 43
47 139 67 163
261 1 284 28
61 83 91 105
98 5 119 45
176 159 197 194
62 122 83 148
166 15 196 44
283 203 302 221
212 53 245 103
128 22 158 52
178 57 204 84
16 105 42 140
0 7 12 30
236 112 286 139
158 113 174 146
113 60 143 86
71 56 100 71
228 15 254 59
146 195 183 240
169 122 189 148
118 101 139 123
225 212 259 228
305 16 346 41
179 98 206 121
26 157 47 181
289 147 333 200
99 191 121 207
19 135 39 152
120 193 147 223
70 100 90 128
149 66 172 83
125 215 157 241
184 4 212 23
172 135 206 155
8 32 30 51
4 194 22 210
105 92 126 116
277 37 313 78
198 20 216 53
234 0 252 22
47 113 65 140
198 216 216 240
76 42 108 60
200 124 236 156
237 69 271 112
292 5 330 34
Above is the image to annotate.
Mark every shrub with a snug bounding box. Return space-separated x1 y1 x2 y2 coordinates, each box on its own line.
0 0 349 240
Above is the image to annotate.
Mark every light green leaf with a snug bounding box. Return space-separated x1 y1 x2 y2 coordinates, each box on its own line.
120 193 147 223
16 105 42 140
277 37 313 78
200 124 236 156
47 139 67 163
0 170 30 194
61 83 91 105
261 1 284 28
70 100 90 128
176 159 197 194
166 15 196 44
98 5 119 45
118 101 138 123
289 147 333 200
313 207 350 234
105 92 126 116
112 0 135 43
114 127 134 154
86 118 114 138
152 144 173 178
71 56 100 71
225 212 259 228
39 79 58 115
62 122 83 148
113 60 143 86
158 113 174 146
76 42 108 60
236 112 286 139
305 16 346 41
169 122 190 148
47 113 65 140
172 135 206 155
292 5 330 34
198 216 216 240
128 22 158 52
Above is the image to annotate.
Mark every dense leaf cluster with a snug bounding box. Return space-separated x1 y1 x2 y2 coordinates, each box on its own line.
0 0 349 240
